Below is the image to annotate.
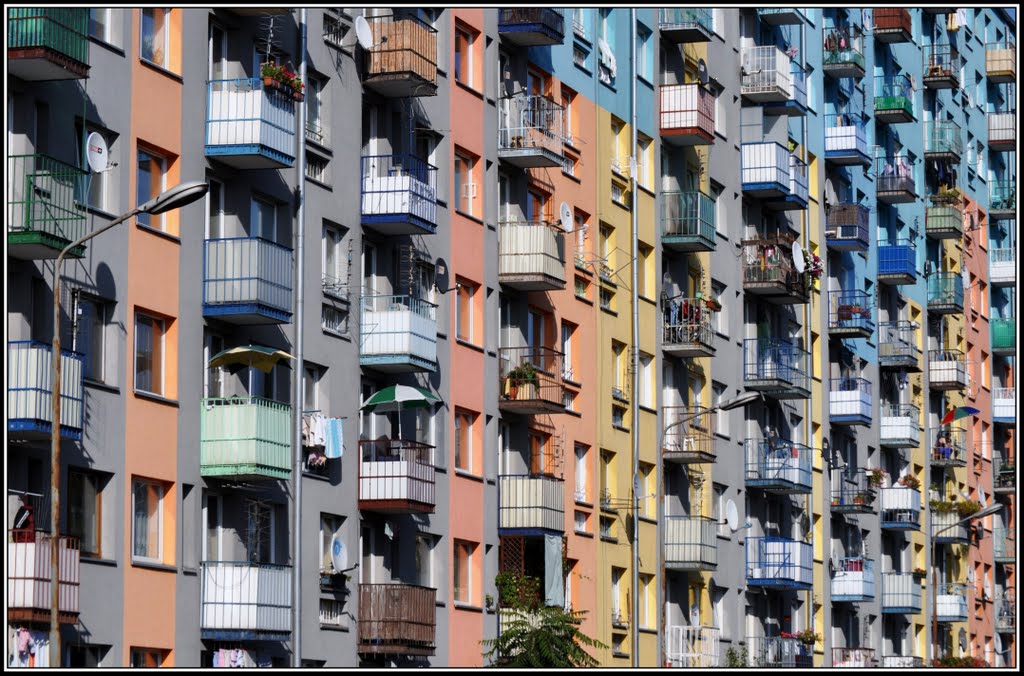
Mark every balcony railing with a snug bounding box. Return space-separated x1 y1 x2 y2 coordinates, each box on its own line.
200 561 291 640
661 191 716 251
832 470 877 514
882 655 924 667
926 273 963 314
880 404 921 448
829 291 875 339
358 439 435 514
203 237 294 324
498 95 565 168
8 341 84 441
499 474 564 534
826 203 870 251
660 84 715 145
989 112 1016 150
994 528 1015 563
741 46 793 102
874 76 915 123
990 248 1016 285
993 452 1016 494
829 377 872 425
879 321 923 371
992 318 1015 355
745 437 812 494
833 647 876 667
932 510 968 543
873 9 912 43
360 294 438 372
758 8 807 25
7 8 89 81
989 181 1015 218
743 339 811 399
659 9 714 43
663 406 716 463
996 592 1015 633
7 154 88 259
832 558 876 603
497 8 564 46
363 15 438 97
986 42 1016 83
930 425 967 467
993 388 1015 424
741 142 790 197
665 625 720 667
936 583 968 622
498 346 565 414
882 572 922 613
205 78 296 169
664 515 718 570
8 530 79 624
498 220 566 291
662 297 715 357
928 350 967 391
780 154 809 210
925 120 963 160
200 397 291 480
358 583 436 656
360 154 438 235
746 538 813 590
876 155 917 203
923 44 959 89
925 200 964 239
822 27 865 78
879 487 922 529
741 237 810 304
877 240 917 284
746 636 813 668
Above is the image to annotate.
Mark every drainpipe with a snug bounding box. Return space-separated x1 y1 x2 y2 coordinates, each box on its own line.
291 8 307 668
629 8 641 668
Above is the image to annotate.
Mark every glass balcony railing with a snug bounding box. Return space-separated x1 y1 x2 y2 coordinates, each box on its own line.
661 190 716 251
662 297 716 357
876 155 917 203
205 78 297 169
6 154 88 260
360 154 439 235
829 377 873 425
7 341 84 441
658 9 714 43
200 561 291 640
360 294 438 372
660 84 715 144
363 15 438 97
200 397 291 480
989 180 1015 217
990 248 1016 285
743 338 812 399
746 537 813 589
358 439 436 514
926 272 964 314
881 572 922 613
925 120 963 159
828 290 874 339
745 437 812 493
498 220 566 291
880 404 921 448
986 41 1016 83
203 237 294 324
935 583 968 622
879 487 921 529
874 75 915 123
497 8 564 46
928 350 968 391
7 8 90 81
877 240 917 283
664 515 718 570
662 406 717 463
873 9 912 43
499 474 565 534
878 321 921 370
498 95 565 168
923 44 960 89
822 26 866 78
992 318 1015 354
825 203 870 251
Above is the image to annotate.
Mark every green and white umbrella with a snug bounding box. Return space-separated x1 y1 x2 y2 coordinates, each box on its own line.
360 385 440 413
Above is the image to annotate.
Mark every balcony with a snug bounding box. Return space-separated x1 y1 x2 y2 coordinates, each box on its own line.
665 625 720 668
923 8 955 14
358 439 435 514
830 378 873 425
7 530 79 624
877 241 917 284
200 397 291 481
663 407 717 464
879 487 922 530
498 94 565 168
758 8 806 25
664 516 718 570
832 559 876 603
7 8 89 81
498 346 565 415
358 583 436 656
924 120 963 161
746 538 813 590
661 191 716 251
825 115 870 165
989 112 1016 151
746 636 813 668
876 156 917 203
360 294 438 373
928 350 967 391
203 237 293 324
362 15 438 97
993 388 1015 423
989 181 1015 220
874 76 915 124
881 572 922 613
360 154 438 235
935 583 968 623
878 321 922 370
925 199 964 240
882 655 924 667
833 647 876 667
832 470 877 514
826 203 870 251
990 248 1016 286
932 510 968 543
660 84 715 145
994 528 1015 564
200 561 291 641
764 65 809 117
987 42 1016 83
8 341 84 441
930 425 967 467
742 143 789 197
994 453 1016 495
923 45 959 89
992 318 1015 355
741 46 793 103
996 592 1015 633
745 437 812 494
662 298 715 357
498 474 564 534
743 339 811 399
829 291 875 339
205 79 296 169
497 8 564 46
741 238 810 304
926 273 964 315
498 220 566 291
659 9 713 43
7 154 87 260
880 404 921 448
822 28 866 79
873 9 912 43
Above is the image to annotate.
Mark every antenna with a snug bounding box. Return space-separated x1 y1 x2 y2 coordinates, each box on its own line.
559 202 573 232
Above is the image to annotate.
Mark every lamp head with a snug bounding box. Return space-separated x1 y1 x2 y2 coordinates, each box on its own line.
140 180 209 215
719 391 764 411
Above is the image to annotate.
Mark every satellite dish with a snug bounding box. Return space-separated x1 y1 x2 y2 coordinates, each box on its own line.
984 576 992 597
979 485 987 507
559 202 573 232
791 241 806 273
824 178 838 206
995 632 1003 654
632 473 642 500
958 628 967 651
86 132 109 173
726 499 739 532
434 257 450 295
330 533 347 572
697 59 709 86
354 14 373 50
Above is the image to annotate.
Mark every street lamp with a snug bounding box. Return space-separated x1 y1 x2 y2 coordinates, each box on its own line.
49 180 209 666
930 502 1002 664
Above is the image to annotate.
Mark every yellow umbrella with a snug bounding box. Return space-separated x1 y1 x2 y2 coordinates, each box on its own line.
207 345 294 374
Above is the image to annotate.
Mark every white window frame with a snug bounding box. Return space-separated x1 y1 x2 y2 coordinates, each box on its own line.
454 540 473 604
713 382 728 437
322 224 346 292
90 8 117 46
208 21 226 81
140 8 170 68
712 281 727 336
639 352 653 407
561 322 574 381
415 533 436 588
205 177 224 239
131 479 164 563
574 444 588 502
455 26 474 87
133 311 165 395
306 74 326 145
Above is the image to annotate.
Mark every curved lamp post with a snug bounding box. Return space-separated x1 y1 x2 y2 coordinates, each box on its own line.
49 180 209 666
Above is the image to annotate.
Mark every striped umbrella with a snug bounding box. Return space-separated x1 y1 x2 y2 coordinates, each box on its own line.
940 405 981 426
360 385 440 413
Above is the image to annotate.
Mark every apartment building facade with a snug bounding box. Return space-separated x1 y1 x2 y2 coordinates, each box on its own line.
5 6 1016 669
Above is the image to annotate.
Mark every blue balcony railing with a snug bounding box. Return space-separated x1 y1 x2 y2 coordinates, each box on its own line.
881 572 922 613
829 377 873 425
828 291 875 338
877 240 917 283
664 516 718 570
661 191 716 251
658 9 714 42
360 294 438 372
203 237 294 324
832 558 876 602
205 78 296 169
360 154 438 235
879 487 921 529
746 537 813 589
826 203 870 250
743 338 811 398
7 341 84 441
745 437 812 493
741 142 790 196
825 115 870 165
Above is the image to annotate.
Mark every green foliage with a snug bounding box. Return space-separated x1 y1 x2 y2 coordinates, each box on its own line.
930 499 957 515
956 498 982 519
494 571 541 609
481 604 607 668
933 654 988 668
795 628 820 645
506 362 539 386
724 645 748 668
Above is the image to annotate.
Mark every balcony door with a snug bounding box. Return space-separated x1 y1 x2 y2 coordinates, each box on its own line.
205 177 224 240
250 196 277 242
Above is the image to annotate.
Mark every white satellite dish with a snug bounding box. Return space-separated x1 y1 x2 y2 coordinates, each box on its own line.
824 177 838 205
85 132 109 173
791 241 806 273
979 485 987 507
330 533 347 572
994 632 1003 654
726 499 739 532
354 15 374 50
559 202 573 232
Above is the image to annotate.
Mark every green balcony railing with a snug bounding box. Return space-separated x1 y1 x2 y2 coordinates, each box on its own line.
994 528 1015 563
661 191 716 251
992 318 1015 352
7 154 88 257
7 8 89 66
200 397 292 480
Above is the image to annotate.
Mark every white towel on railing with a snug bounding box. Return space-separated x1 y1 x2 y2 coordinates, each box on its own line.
325 418 344 460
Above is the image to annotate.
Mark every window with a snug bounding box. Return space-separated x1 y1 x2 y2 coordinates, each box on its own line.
639 353 654 408
131 479 164 562
575 276 590 301
305 152 329 184
600 287 613 311
321 305 349 336
713 85 726 137
454 150 477 216
250 196 278 241
639 573 654 629
637 136 652 189
90 9 117 45
711 281 727 335
76 295 111 383
612 405 626 429
561 321 576 381
322 223 348 297
572 8 586 37
574 510 589 533
637 243 652 297
415 533 437 588
319 599 346 629
562 151 578 178
612 340 626 392
573 45 590 71
574 444 589 502
68 469 103 558
453 539 475 604
562 87 576 144
454 408 476 473
454 24 475 88
319 513 344 573
713 382 728 436
714 482 727 536
245 500 275 563
322 12 346 49
456 278 476 342
140 8 170 68
306 75 326 145
134 311 165 395
136 148 166 230
68 644 110 668
611 566 625 620
636 24 652 82
130 648 166 668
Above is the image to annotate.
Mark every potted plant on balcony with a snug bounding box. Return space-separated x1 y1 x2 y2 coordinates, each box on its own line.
913 566 927 580
795 629 821 647
505 362 539 400
868 468 887 488
853 491 872 506
929 498 957 515
261 61 286 89
898 474 921 490
955 498 982 519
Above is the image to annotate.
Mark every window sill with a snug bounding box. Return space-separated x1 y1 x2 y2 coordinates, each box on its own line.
638 404 657 415
136 222 181 244
575 499 593 509
81 556 117 567
455 210 484 226
131 559 177 573
305 174 333 191
636 184 656 199
455 80 485 100
637 74 654 90
639 516 657 525
319 624 350 633
455 338 485 353
454 468 484 483
134 390 179 407
182 566 198 576
575 295 594 306
89 36 125 56
322 327 351 341
600 535 619 544
302 470 332 482
600 307 618 317
564 408 582 418
84 379 120 395
562 171 582 184
574 530 594 538
305 135 332 155
139 58 183 82
453 602 483 613
638 627 658 635
612 425 629 433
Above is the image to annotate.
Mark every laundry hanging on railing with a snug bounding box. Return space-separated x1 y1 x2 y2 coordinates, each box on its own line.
301 411 344 460
324 417 344 460
7 628 49 668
